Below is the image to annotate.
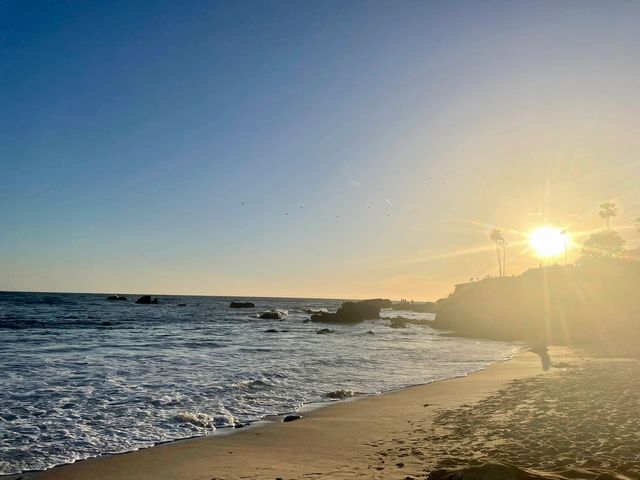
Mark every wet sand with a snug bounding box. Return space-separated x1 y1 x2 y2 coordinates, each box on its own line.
13 347 638 480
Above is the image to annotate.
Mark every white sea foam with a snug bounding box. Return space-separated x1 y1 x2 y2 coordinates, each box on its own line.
0 293 519 475
175 412 215 428
324 389 361 400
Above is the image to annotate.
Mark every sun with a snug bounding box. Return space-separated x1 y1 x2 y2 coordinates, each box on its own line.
529 226 567 258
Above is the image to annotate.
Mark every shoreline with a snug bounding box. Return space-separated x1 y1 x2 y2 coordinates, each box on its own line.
2 346 521 478
3 347 521 478
10 347 578 480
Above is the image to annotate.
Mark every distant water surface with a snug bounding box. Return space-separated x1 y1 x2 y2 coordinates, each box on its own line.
0 292 519 475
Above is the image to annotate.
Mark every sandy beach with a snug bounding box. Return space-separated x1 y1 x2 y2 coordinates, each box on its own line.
6 2 640 479
11 346 637 480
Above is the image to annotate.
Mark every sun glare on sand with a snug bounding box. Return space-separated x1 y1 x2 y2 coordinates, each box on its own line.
529 226 567 258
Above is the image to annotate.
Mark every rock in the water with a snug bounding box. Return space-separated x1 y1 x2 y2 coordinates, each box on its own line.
230 301 255 308
389 316 432 328
389 316 411 328
136 295 159 305
427 463 555 480
107 295 127 301
177 303 187 307
264 329 279 333
259 311 283 320
311 300 380 324
310 312 334 322
283 415 301 423
361 298 393 309
316 328 335 334
393 301 438 313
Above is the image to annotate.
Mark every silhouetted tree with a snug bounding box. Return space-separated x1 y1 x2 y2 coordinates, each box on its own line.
582 229 626 258
502 239 507 277
599 202 617 229
490 229 504 277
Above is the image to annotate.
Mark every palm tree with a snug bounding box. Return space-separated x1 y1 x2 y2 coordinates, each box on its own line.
489 229 504 277
501 239 507 276
599 202 617 229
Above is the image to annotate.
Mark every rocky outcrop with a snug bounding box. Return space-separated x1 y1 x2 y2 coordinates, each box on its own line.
361 298 393 309
259 311 283 320
393 301 438 313
311 300 380 324
433 259 640 347
136 295 158 304
388 316 433 328
230 301 255 308
107 295 127 301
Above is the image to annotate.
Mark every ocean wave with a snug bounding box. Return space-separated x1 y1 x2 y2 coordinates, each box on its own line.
233 378 270 390
0 292 518 476
174 411 215 428
0 318 114 330
212 406 240 427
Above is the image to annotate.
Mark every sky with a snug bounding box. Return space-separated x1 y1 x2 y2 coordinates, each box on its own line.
2 0 640 300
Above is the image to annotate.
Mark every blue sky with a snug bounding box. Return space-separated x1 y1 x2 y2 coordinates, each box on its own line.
2 1 640 298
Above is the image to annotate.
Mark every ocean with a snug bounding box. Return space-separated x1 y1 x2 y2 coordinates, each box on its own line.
0 292 519 475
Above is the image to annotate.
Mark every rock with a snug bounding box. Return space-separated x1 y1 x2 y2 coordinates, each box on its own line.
393 301 438 313
389 316 411 328
366 330 375 334
264 329 279 333
107 295 127 301
311 300 381 324
362 298 393 309
283 415 301 423
427 463 555 480
311 312 335 322
338 301 381 321
389 316 432 328
136 295 159 304
390 322 408 328
177 303 187 307
259 311 283 320
230 301 255 308
316 328 335 334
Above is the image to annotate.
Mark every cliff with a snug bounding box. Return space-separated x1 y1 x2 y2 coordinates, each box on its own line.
433 258 640 348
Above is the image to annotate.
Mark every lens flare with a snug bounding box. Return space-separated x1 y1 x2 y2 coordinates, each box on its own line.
529 226 567 258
